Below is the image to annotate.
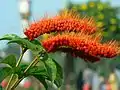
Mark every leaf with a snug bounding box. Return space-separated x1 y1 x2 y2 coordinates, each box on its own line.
19 63 47 76
27 66 47 77
0 67 12 83
53 60 63 88
11 64 28 79
34 75 48 89
8 38 43 53
0 34 20 40
30 39 41 46
30 39 43 54
28 66 49 89
20 64 49 89
8 39 27 47
0 34 43 53
0 55 16 68
44 58 57 82
20 64 28 72
12 67 23 79
40 52 48 61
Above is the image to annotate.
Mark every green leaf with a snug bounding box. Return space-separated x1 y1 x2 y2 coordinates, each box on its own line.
20 64 28 72
30 39 41 46
0 55 16 68
8 39 27 47
13 67 23 79
19 63 47 76
28 67 49 89
8 38 43 53
44 58 57 82
27 66 47 77
34 75 48 89
30 39 43 54
40 52 48 61
0 67 12 83
0 34 43 53
20 64 49 89
12 64 28 79
0 34 20 40
53 60 63 88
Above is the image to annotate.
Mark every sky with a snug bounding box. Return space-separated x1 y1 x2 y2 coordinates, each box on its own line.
0 0 119 49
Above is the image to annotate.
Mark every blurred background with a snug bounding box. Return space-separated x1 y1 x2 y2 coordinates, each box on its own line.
0 0 120 90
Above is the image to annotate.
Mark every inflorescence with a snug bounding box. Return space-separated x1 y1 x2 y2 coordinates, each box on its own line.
24 10 120 62
24 10 97 40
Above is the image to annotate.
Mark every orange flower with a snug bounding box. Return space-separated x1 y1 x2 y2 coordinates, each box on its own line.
42 32 120 62
24 10 120 62
24 10 97 40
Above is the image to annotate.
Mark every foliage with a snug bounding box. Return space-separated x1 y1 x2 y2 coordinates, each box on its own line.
0 34 63 90
68 0 120 40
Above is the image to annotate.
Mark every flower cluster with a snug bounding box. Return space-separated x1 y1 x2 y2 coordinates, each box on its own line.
42 33 119 62
24 10 97 40
24 10 120 62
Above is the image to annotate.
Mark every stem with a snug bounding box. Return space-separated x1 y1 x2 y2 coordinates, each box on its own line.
10 77 24 90
16 49 25 67
6 48 25 90
24 55 39 73
32 59 39 66
10 55 40 89
5 74 14 90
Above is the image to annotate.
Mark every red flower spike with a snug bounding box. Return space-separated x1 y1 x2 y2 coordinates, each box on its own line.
24 10 97 40
42 32 120 62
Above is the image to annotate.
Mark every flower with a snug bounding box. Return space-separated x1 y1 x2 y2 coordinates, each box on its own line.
42 32 120 62
24 10 120 63
24 10 97 40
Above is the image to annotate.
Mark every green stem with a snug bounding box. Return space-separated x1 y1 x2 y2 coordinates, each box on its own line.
10 77 24 90
32 59 39 66
10 55 40 89
24 55 39 73
16 49 24 67
6 48 25 90
5 74 14 90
